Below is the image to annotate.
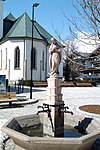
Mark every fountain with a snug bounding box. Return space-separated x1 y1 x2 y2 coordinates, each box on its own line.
2 38 100 149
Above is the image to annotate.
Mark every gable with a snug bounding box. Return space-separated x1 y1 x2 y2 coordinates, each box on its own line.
3 13 16 37
1 12 53 45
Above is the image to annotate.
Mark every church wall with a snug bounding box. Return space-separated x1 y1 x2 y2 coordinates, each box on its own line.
0 40 52 82
0 38 63 82
0 39 24 83
46 45 49 78
25 40 48 81
0 39 50 82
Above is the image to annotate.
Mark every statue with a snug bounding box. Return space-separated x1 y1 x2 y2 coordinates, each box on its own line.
49 38 62 77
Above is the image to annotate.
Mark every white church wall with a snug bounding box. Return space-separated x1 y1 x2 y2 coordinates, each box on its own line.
0 39 63 82
25 39 31 80
25 40 47 81
0 39 24 82
0 41 11 79
35 41 47 81
46 45 50 78
10 40 24 81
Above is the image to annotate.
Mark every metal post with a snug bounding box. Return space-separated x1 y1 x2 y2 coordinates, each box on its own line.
30 3 39 99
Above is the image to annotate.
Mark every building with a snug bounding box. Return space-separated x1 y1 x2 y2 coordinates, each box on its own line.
66 47 100 82
0 0 63 83
79 46 100 82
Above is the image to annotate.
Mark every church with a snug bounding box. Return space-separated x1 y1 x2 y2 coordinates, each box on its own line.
0 0 63 83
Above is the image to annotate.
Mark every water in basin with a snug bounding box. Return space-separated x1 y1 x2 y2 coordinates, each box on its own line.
20 123 83 138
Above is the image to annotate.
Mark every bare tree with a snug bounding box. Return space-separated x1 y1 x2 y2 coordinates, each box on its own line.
52 21 86 77
65 0 100 45
63 37 82 80
52 0 100 80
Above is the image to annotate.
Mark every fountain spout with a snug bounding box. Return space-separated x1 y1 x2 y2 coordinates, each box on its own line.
64 107 73 115
37 104 54 132
37 105 51 117
58 105 73 117
64 110 73 115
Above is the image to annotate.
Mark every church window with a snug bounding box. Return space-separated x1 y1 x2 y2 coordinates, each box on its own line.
14 47 20 69
32 48 37 69
0 50 2 70
5 48 7 70
42 50 44 71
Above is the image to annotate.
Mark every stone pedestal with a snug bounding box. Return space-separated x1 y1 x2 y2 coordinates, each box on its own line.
43 77 64 137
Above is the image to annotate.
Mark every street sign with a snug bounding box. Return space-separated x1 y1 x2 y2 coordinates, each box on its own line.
0 75 6 92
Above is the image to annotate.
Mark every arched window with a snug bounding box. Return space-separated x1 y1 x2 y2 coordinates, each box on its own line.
42 50 44 71
32 48 37 69
14 46 20 69
5 48 7 70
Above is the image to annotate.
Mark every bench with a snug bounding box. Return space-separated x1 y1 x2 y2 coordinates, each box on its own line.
61 82 75 87
33 82 47 87
0 92 17 107
75 82 93 87
33 81 76 87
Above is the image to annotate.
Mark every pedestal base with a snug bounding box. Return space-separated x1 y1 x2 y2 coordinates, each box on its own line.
43 77 64 137
43 102 64 137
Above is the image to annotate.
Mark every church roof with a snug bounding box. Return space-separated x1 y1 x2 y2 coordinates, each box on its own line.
3 13 16 37
4 13 16 22
1 12 52 44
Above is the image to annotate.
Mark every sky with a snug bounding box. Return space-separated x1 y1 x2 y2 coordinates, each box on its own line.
4 0 75 40
3 0 97 53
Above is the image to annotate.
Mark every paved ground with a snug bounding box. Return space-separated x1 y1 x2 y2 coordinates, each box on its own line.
0 86 100 150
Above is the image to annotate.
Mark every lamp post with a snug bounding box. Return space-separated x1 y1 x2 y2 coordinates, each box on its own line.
30 3 39 99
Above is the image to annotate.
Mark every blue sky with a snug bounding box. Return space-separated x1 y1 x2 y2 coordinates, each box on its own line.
4 0 76 40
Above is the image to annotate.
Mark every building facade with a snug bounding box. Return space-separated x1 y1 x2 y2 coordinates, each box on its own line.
67 48 100 82
79 47 100 82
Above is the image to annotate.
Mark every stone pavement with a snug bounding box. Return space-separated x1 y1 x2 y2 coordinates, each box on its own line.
0 86 100 149
0 87 46 130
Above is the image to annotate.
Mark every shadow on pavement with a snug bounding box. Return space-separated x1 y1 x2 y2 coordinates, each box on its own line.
0 86 45 109
0 103 24 109
6 86 46 94
0 98 39 109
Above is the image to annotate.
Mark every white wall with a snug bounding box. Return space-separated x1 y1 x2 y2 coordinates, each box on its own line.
0 39 63 82
26 40 48 81
0 1 4 39
0 40 24 82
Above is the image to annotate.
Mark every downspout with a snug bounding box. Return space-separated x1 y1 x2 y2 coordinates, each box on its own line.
45 44 48 80
23 38 27 80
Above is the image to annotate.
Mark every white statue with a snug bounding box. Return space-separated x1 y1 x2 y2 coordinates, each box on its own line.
49 38 62 76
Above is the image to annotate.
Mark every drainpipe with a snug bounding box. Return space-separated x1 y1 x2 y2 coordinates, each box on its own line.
45 44 48 80
40 60 42 81
23 38 27 80
8 59 11 81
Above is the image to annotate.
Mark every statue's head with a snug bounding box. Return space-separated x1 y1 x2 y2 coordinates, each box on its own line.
51 37 57 44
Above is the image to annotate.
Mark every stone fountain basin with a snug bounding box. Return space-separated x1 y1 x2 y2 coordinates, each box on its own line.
2 114 100 150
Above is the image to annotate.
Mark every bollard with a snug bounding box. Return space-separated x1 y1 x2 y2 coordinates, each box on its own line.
8 85 10 92
18 84 19 94
15 81 16 89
